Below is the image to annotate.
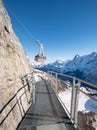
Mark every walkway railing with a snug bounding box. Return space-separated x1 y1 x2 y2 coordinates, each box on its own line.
1 70 97 129
48 71 97 128
0 72 36 127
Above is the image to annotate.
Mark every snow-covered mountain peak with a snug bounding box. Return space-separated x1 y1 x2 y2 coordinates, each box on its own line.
35 52 97 85
73 54 80 60
53 60 63 65
89 52 97 58
55 60 64 64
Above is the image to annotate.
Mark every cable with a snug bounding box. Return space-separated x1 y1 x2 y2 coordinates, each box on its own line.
3 0 37 43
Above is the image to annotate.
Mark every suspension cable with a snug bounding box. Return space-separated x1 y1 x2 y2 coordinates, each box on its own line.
3 1 37 42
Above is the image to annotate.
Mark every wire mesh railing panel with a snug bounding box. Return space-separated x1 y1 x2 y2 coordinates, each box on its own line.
48 71 97 129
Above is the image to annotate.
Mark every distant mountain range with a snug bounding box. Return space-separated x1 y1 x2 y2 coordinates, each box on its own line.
33 52 97 85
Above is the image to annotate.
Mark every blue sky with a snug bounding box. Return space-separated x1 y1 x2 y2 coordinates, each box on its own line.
3 0 97 62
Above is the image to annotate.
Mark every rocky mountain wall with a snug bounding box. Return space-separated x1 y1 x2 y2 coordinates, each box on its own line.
0 1 32 130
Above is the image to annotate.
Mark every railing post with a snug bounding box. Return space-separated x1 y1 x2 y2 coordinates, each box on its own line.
74 80 80 127
70 77 76 120
50 71 52 77
48 71 52 86
70 78 80 128
32 73 35 104
55 73 58 94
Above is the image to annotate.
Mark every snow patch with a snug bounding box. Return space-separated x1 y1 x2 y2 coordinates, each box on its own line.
58 88 97 114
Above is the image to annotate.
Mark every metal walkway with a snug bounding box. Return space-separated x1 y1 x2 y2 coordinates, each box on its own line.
17 80 76 130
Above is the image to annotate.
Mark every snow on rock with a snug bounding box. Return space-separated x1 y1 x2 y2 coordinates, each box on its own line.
58 89 71 113
58 88 97 130
78 92 89 112
58 89 97 114
33 69 49 82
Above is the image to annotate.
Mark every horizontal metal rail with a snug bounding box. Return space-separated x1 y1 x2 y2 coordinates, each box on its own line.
0 73 32 114
48 71 97 129
0 72 34 125
48 71 97 89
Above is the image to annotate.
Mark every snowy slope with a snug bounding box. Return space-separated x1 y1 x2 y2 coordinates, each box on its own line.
58 88 97 114
64 52 97 84
35 52 97 84
65 52 97 74
35 52 97 73
33 59 68 72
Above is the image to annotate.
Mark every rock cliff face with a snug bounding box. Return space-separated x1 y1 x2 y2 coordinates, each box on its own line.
0 1 32 130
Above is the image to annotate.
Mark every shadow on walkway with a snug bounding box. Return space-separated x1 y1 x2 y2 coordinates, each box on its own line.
17 80 76 130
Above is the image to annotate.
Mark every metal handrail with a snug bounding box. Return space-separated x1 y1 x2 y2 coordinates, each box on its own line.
0 72 34 125
48 71 97 128
48 71 97 89
0 73 32 113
